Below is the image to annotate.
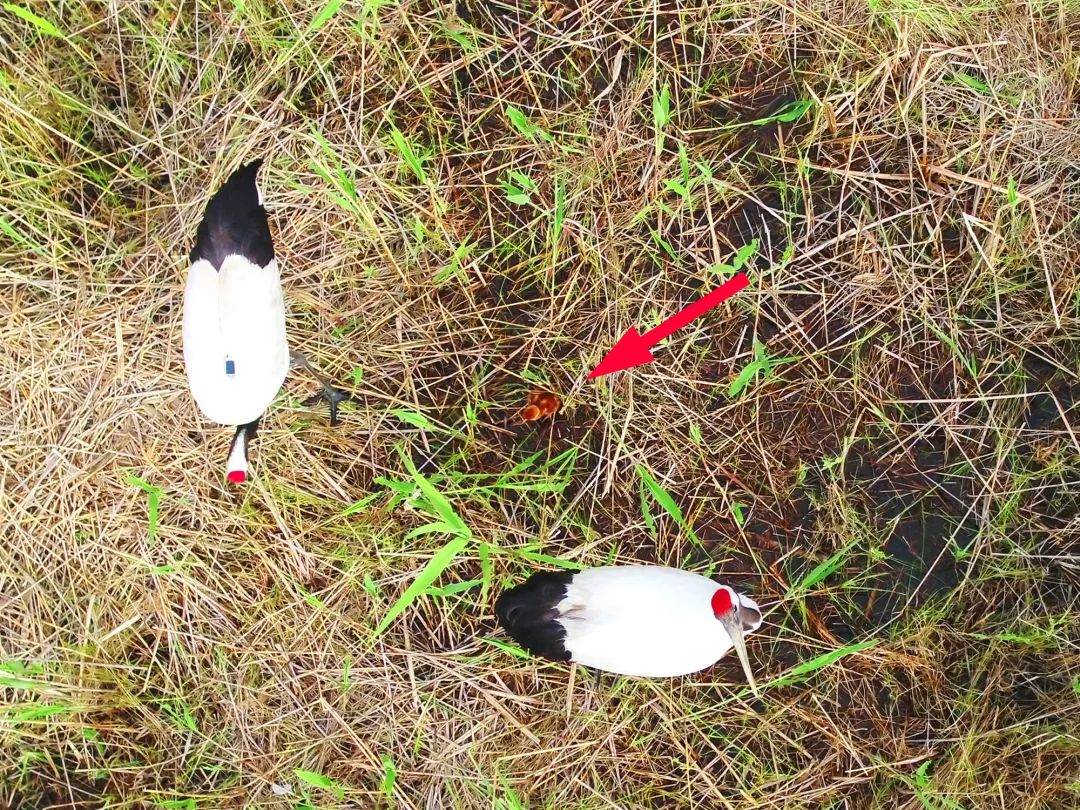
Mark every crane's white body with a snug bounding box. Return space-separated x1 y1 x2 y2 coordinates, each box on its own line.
182 255 289 425
557 566 760 677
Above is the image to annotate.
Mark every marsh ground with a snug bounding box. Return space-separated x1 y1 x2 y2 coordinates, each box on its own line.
1 1 1079 808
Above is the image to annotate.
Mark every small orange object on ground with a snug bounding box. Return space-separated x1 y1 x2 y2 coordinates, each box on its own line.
522 391 560 422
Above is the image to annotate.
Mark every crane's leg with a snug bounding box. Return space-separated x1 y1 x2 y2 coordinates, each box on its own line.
290 350 351 427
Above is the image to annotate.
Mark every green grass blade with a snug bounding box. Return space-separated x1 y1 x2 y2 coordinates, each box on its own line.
405 521 461 539
480 636 531 659
637 465 700 546
391 408 436 431
479 542 493 605
398 449 471 539
767 640 877 689
3 3 63 37
125 473 162 544
388 125 428 183
307 0 344 33
750 99 813 126
505 105 552 143
294 768 344 798
426 578 481 596
380 753 397 798
732 239 758 269
924 319 976 377
953 72 990 94
1006 177 1019 210
341 492 382 516
653 83 671 129
552 176 566 240
664 179 689 197
516 549 585 570
505 105 530 135
507 170 537 191
786 540 858 597
727 359 766 398
373 535 469 637
639 476 657 537
443 24 476 52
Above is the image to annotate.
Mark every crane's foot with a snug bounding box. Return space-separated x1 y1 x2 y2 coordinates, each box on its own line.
291 350 352 427
301 385 351 427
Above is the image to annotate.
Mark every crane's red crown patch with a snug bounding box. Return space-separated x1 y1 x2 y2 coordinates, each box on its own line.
711 588 733 617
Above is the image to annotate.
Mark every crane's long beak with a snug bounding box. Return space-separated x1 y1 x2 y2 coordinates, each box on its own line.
721 613 760 697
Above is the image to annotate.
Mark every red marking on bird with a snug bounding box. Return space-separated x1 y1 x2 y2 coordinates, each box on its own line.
711 588 733 617
587 272 750 379
227 470 246 484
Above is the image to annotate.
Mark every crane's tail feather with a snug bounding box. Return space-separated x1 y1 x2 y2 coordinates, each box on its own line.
494 571 574 662
190 159 274 269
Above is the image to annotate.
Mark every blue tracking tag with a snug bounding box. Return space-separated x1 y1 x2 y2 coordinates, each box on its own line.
225 359 236 376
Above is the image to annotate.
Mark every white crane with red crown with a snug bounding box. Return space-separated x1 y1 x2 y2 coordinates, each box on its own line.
182 159 349 483
496 565 763 692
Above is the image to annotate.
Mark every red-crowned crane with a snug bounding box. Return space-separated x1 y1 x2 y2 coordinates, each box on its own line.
182 159 349 483
495 565 763 692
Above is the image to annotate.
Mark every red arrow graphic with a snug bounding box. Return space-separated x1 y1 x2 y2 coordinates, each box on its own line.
587 272 750 379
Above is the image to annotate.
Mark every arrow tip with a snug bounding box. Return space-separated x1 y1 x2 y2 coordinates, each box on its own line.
587 326 656 379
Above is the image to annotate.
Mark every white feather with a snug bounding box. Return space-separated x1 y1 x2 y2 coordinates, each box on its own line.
557 566 760 677
182 255 289 425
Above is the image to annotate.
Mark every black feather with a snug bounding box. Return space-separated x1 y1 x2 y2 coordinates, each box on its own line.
190 159 274 270
494 570 574 662
227 417 260 457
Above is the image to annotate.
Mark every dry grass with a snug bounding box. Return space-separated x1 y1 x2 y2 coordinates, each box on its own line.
2 1 1079 807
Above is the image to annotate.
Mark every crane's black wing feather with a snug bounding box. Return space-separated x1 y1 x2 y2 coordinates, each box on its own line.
494 570 574 662
190 159 274 270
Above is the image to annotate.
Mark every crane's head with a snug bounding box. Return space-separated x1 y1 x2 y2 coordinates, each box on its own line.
711 586 763 696
226 419 259 484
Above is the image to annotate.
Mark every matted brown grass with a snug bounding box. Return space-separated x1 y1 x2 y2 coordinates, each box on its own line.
1 1 1078 808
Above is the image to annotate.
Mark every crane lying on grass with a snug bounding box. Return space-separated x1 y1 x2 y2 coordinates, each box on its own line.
182 159 350 483
496 565 763 692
